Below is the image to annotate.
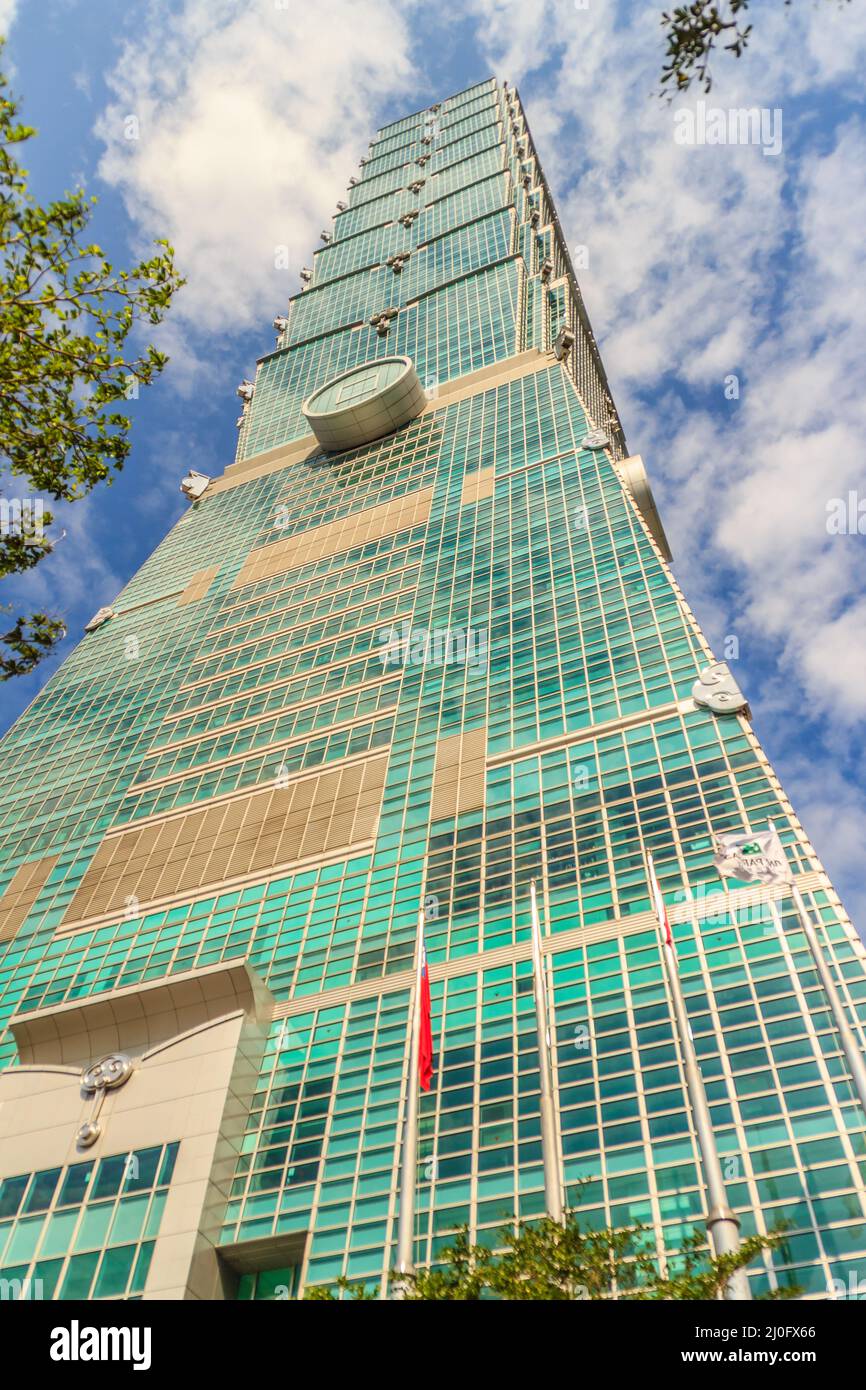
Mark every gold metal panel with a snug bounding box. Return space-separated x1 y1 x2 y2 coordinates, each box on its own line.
0 855 60 942
62 753 389 927
232 487 434 590
460 467 495 507
430 727 487 821
177 565 220 606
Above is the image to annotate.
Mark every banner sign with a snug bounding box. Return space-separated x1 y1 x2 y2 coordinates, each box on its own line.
713 828 791 887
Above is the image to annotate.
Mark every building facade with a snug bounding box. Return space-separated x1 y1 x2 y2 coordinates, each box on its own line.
1 78 865 1302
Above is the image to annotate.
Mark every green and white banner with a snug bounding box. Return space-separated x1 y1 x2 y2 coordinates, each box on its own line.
713 828 791 887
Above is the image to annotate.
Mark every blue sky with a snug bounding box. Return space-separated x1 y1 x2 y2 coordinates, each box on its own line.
1 0 864 930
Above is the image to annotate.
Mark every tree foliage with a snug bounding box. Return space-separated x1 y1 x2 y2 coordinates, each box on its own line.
661 1 753 94
660 1 851 95
306 1212 798 1301
0 40 183 679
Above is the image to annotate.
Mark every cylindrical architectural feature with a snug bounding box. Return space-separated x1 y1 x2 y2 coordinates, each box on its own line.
302 357 427 452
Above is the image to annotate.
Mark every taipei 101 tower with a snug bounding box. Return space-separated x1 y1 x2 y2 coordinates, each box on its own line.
0 78 864 1303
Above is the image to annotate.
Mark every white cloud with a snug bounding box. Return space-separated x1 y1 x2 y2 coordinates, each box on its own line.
458 0 562 82
0 2 18 37
3 496 122 625
464 0 866 925
778 751 866 930
96 0 417 347
465 0 866 725
82 0 866 919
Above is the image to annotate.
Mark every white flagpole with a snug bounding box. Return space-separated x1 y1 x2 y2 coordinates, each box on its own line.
650 857 750 1300
790 883 866 1118
763 819 866 1121
394 909 425 1290
530 881 564 1223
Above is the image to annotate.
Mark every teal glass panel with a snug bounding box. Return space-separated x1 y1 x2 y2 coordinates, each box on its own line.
93 1244 137 1299
59 1251 100 1300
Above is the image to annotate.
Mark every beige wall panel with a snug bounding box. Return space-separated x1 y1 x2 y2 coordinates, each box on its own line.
177 565 220 606
0 963 274 1301
430 726 487 821
232 486 434 589
63 753 389 927
460 466 496 507
0 854 60 942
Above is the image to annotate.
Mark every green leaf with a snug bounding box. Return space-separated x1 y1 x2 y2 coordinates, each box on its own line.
0 39 185 678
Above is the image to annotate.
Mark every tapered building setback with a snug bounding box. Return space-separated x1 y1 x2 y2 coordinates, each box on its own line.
0 79 865 1302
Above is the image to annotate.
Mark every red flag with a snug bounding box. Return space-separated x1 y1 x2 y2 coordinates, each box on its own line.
418 939 433 1092
648 856 673 947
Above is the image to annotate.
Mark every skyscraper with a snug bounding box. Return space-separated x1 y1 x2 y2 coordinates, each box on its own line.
1 77 865 1302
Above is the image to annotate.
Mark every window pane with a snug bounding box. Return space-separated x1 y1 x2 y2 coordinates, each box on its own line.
59 1251 100 1300
74 1202 113 1252
94 1244 137 1299
109 1195 149 1245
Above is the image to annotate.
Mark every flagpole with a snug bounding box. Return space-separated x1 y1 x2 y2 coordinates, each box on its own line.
790 883 866 1118
649 857 750 1300
530 881 564 1223
394 910 425 1289
761 818 866 1122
